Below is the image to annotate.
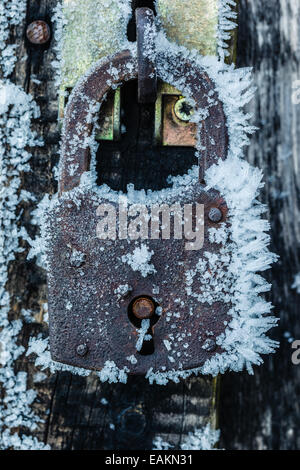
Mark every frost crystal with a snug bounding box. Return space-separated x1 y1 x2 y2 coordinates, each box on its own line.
114 283 132 301
0 0 51 449
181 425 220 450
0 78 47 449
153 424 220 450
51 2 67 88
126 354 138 365
217 0 237 61
136 319 151 352
152 436 173 450
0 1 26 77
98 360 129 384
122 244 157 278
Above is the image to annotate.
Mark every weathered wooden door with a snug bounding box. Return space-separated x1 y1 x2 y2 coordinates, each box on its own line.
1 0 299 450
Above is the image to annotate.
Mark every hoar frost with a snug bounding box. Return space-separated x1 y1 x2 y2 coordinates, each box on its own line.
121 244 156 277
0 0 58 450
136 319 151 352
153 424 220 450
28 0 278 386
0 79 47 449
0 1 26 77
217 0 237 61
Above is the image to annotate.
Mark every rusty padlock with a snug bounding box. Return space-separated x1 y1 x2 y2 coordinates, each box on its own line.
47 9 230 375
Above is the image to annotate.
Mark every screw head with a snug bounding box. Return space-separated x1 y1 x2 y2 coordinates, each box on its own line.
208 207 223 223
76 344 88 357
26 20 51 45
132 297 155 320
202 339 217 352
174 98 194 122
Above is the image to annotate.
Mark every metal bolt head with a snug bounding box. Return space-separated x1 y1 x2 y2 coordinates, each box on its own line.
76 344 88 357
132 297 155 320
202 339 217 352
174 98 194 122
26 21 51 45
208 207 223 223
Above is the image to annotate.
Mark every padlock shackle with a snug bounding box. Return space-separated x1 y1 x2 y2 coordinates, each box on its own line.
59 51 135 194
59 49 227 194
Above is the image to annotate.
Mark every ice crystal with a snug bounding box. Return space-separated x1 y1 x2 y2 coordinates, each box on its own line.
0 1 26 77
153 424 220 450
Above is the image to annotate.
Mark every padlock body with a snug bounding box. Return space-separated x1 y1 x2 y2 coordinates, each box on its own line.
47 181 230 374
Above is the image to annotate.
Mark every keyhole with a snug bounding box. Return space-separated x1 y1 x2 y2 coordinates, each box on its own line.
128 296 161 355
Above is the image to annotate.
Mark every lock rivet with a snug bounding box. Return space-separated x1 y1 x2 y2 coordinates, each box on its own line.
208 207 223 223
26 20 51 45
76 344 88 357
132 297 155 320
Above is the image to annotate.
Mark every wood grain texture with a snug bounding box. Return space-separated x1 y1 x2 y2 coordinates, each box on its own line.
5 0 300 450
220 0 300 450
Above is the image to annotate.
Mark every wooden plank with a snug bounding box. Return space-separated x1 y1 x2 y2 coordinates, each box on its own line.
220 0 300 450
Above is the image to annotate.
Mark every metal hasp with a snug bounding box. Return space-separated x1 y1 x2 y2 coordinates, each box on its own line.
47 45 230 374
136 7 157 103
58 0 237 140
